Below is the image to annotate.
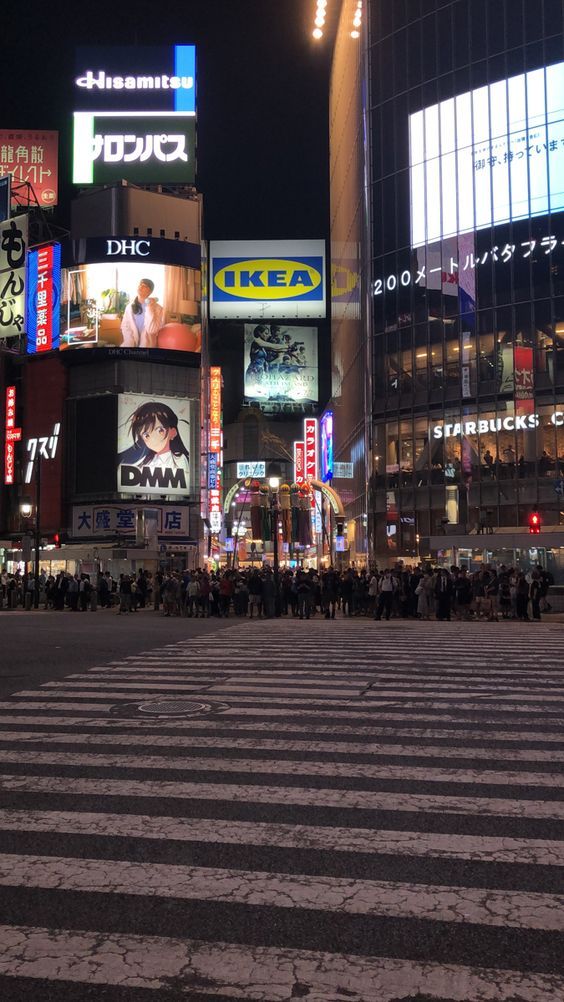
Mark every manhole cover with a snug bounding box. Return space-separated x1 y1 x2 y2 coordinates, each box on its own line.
138 699 209 716
109 698 230 720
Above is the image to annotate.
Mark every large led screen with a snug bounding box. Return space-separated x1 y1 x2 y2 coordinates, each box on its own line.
244 324 318 412
117 392 191 497
60 261 201 352
409 61 564 246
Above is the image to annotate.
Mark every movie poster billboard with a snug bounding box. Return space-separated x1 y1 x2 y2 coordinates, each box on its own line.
60 260 201 352
117 393 191 497
244 324 318 414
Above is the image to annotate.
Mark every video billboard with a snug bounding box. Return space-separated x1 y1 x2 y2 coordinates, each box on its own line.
244 324 318 413
210 240 326 319
59 237 201 352
117 393 192 497
73 45 196 185
0 131 58 207
409 60 564 246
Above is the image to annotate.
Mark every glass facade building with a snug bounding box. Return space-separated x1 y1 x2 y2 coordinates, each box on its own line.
331 0 564 576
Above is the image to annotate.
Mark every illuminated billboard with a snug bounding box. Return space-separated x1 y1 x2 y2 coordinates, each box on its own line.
26 243 62 353
73 114 196 185
210 240 326 319
75 46 196 114
409 61 564 246
320 411 333 482
58 237 201 353
244 324 318 414
73 45 196 185
118 393 192 497
0 131 58 207
0 213 27 340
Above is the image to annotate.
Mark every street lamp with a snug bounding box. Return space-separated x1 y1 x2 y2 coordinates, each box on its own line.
20 455 42 609
269 476 281 616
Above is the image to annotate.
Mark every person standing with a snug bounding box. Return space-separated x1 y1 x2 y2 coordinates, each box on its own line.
120 279 164 348
375 569 395 621
118 574 131 615
530 571 543 621
248 571 263 619
435 568 453 621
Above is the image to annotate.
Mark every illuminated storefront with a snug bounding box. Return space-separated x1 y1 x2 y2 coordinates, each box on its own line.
329 0 564 576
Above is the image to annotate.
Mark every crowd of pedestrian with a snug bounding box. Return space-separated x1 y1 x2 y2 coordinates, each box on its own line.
0 563 554 622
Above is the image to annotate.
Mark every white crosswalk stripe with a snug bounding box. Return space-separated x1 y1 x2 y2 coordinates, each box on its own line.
0 618 564 1001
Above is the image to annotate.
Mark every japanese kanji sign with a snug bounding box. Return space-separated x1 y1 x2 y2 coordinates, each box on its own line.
72 504 189 538
0 213 27 339
26 243 61 353
209 367 222 454
0 131 58 207
4 385 21 485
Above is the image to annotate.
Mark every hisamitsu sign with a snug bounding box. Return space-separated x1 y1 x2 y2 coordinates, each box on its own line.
210 240 326 319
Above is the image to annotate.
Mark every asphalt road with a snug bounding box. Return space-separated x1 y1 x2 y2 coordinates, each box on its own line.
0 616 563 1001
0 608 236 699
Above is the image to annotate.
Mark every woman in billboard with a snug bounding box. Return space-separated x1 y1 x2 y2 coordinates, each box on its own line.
121 278 164 348
118 401 190 490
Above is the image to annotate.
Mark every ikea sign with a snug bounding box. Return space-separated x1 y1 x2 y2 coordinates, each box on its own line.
210 240 326 319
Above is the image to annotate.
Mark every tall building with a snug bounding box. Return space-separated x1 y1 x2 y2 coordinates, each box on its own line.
329 0 564 579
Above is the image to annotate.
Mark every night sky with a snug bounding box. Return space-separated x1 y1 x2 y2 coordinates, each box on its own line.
3 0 332 241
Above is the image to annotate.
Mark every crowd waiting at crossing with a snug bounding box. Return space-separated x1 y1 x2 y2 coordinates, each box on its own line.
0 563 553 622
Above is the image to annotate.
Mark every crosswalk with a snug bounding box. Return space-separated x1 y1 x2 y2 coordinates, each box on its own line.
0 618 563 1001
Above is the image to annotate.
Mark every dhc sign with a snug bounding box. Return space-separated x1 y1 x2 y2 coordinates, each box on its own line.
210 240 326 319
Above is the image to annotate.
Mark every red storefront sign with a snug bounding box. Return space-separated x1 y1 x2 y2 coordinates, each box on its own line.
4 385 21 485
209 366 222 453
0 131 58 207
304 418 318 481
514 346 534 414
294 441 305 484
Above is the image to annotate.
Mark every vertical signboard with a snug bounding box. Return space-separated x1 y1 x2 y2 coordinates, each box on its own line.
320 410 333 482
4 385 21 485
0 213 27 340
304 417 318 481
0 176 10 222
209 366 222 531
294 441 305 484
26 243 61 353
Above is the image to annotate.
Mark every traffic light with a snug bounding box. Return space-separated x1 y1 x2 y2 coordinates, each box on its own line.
53 533 61 548
529 511 541 534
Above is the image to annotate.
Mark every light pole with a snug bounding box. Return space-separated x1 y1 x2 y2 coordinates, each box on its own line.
33 454 41 609
269 476 281 616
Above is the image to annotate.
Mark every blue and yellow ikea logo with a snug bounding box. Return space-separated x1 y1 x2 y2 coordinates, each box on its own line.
212 257 324 303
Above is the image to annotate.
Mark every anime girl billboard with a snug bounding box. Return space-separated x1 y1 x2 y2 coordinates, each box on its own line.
117 393 191 497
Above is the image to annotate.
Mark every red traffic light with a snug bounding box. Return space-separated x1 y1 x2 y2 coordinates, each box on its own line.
54 533 61 548
528 512 541 534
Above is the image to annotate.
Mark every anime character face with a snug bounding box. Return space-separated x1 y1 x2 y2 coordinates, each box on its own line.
140 420 177 454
